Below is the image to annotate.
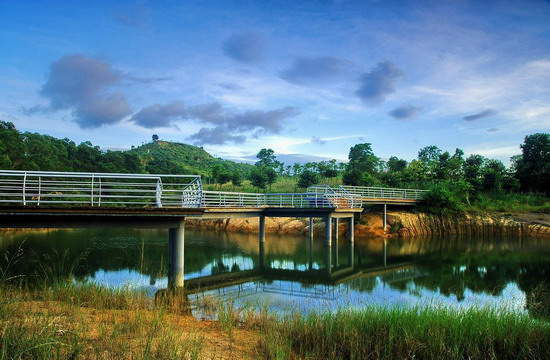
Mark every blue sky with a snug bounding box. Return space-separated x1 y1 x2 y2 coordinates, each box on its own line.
1 0 549 165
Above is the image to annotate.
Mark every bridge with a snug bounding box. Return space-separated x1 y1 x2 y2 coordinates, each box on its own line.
0 170 427 289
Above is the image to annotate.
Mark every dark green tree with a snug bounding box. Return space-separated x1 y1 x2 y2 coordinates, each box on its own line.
515 133 549 193
248 166 268 191
463 154 486 193
297 169 320 188
387 156 407 172
482 159 506 193
231 170 243 188
343 143 380 186
255 148 280 168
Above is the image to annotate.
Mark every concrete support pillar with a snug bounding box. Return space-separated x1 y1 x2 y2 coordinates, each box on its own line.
325 216 332 246
383 203 387 232
168 219 185 288
348 217 354 267
259 216 266 269
325 216 332 273
333 218 339 267
308 217 314 270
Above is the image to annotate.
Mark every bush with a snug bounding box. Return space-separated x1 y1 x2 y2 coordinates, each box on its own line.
420 180 472 213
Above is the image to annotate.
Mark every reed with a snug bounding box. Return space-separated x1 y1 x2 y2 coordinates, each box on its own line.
259 306 550 359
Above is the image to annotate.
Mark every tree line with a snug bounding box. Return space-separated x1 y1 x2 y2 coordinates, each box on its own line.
1 121 547 199
228 133 548 200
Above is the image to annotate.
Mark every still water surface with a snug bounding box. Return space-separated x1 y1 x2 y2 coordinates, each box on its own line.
1 229 548 317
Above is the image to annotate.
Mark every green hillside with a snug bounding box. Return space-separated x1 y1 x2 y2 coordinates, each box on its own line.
0 121 252 177
128 140 252 177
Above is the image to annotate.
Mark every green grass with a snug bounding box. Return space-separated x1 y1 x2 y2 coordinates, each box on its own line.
259 306 550 360
470 193 550 214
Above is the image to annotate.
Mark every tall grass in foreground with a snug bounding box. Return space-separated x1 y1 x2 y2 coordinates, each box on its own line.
258 307 550 360
0 283 203 360
1 282 550 359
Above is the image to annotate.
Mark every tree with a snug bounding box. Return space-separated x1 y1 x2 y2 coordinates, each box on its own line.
248 166 268 191
515 133 549 193
211 164 231 188
152 134 159 143
418 145 442 180
387 156 407 172
318 160 339 181
265 167 278 190
418 145 442 163
297 169 320 188
343 143 380 186
463 154 486 193
482 159 506 193
231 170 243 188
254 148 279 189
255 148 280 168
292 163 302 177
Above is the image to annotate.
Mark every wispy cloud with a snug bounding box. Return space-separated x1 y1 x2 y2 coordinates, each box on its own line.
463 109 496 121
280 56 353 85
389 104 422 121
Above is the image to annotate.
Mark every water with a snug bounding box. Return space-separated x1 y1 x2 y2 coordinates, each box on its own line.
1 228 549 318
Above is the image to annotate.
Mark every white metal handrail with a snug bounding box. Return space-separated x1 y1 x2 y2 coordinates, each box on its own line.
308 185 427 201
339 185 428 200
1 170 424 210
0 170 203 208
201 191 363 209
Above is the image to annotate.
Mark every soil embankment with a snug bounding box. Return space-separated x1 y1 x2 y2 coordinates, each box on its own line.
186 211 550 238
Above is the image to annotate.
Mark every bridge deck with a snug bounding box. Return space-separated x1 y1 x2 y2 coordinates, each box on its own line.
0 205 363 228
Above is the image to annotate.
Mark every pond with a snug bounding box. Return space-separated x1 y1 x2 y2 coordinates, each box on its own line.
1 228 549 318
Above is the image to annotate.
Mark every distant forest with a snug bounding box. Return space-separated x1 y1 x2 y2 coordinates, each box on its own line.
0 121 548 201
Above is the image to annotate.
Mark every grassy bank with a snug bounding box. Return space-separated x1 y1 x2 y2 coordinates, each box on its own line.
260 307 550 359
1 282 549 359
469 193 550 214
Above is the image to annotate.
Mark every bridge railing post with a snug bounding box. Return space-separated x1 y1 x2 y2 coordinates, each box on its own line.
22 173 27 206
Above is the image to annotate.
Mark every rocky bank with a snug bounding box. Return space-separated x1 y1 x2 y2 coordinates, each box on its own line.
186 211 550 238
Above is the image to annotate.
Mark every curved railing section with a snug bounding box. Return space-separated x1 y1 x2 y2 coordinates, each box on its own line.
0 170 203 208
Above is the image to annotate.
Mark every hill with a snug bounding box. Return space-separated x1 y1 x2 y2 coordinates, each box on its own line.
0 121 252 177
128 141 252 177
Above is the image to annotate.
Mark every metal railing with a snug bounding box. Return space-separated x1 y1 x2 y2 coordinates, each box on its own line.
201 190 363 209
337 185 428 200
308 185 427 201
0 170 425 210
0 170 203 208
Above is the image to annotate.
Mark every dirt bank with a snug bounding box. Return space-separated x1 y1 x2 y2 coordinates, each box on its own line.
186 211 550 238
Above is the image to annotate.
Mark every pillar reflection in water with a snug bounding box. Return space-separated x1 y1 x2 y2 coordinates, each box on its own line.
308 217 314 270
